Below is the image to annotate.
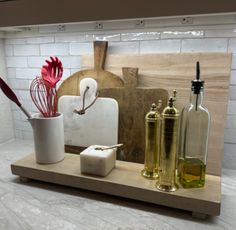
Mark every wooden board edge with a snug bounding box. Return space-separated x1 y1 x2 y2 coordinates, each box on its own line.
10 153 221 216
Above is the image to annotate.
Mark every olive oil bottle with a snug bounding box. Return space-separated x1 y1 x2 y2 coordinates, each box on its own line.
178 62 210 188
141 102 161 179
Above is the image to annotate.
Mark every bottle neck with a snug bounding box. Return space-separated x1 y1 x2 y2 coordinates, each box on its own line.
190 89 204 108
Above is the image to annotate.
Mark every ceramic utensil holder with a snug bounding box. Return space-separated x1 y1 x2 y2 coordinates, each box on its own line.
29 112 65 164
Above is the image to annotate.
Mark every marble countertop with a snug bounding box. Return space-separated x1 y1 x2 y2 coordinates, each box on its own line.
0 139 235 230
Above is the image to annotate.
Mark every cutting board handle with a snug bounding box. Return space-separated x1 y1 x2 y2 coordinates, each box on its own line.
122 67 139 88
94 41 108 70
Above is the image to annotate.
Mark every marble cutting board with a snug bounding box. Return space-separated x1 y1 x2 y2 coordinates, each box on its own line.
58 95 119 147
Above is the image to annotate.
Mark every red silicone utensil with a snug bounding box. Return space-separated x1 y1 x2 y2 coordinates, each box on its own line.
41 56 63 88
0 77 31 118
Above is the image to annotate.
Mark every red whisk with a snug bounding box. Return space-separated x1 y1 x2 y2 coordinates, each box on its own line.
30 56 63 117
30 77 58 117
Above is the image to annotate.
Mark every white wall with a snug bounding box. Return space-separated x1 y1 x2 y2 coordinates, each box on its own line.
0 39 14 143
2 14 236 169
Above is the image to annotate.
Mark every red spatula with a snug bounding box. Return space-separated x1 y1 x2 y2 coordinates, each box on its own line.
0 77 31 119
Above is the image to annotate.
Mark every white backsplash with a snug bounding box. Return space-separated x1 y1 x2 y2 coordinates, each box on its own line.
0 39 14 143
1 14 236 169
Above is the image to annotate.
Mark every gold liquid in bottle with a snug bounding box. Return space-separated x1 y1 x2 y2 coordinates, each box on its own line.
141 102 161 179
156 91 180 192
178 62 210 188
178 158 206 188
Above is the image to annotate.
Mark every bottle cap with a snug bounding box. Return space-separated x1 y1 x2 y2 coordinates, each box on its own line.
191 61 204 94
151 103 157 111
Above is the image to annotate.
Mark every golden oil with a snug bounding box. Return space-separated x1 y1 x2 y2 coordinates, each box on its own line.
141 103 161 179
178 157 206 188
178 62 210 188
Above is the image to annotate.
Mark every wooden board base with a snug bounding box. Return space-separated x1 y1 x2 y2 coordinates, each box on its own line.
11 153 221 217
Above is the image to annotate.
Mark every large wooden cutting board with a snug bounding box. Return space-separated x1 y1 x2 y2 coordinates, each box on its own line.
57 41 124 98
99 67 168 163
82 53 232 176
58 65 169 160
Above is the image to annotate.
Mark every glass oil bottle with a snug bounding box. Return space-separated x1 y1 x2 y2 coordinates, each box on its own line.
156 91 180 192
141 101 162 179
178 61 210 188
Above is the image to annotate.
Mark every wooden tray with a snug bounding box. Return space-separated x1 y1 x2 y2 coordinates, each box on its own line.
11 153 221 219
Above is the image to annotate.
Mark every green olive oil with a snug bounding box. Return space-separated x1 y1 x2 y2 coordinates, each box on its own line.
178 158 206 188
178 62 210 189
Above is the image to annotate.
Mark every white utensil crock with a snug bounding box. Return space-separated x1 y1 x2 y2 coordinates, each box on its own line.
29 112 65 164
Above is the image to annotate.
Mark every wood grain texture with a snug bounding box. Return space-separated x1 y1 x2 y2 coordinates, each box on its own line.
59 67 169 162
82 53 232 176
99 67 168 163
11 153 221 216
57 41 124 98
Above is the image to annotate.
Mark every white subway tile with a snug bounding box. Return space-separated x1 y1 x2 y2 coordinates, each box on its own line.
140 40 180 54
12 110 22 120
7 68 16 78
31 101 38 113
5 38 26 45
40 43 69 55
231 54 236 70
61 68 71 81
228 38 236 53
181 38 228 52
108 42 139 54
15 130 23 139
14 120 31 132
27 56 48 68
26 36 54 44
10 102 18 111
55 34 86 43
226 115 236 129
230 70 236 84
161 30 204 39
22 131 33 140
15 90 31 101
86 33 121 42
59 56 81 68
205 29 236 38
223 143 236 169
224 143 236 155
8 79 29 90
14 44 40 56
70 43 93 55
224 129 236 143
16 68 40 79
121 32 160 41
28 79 33 89
19 99 33 113
229 86 236 100
227 100 236 115
39 25 58 33
5 45 13 56
71 69 79 75
27 56 78 69
6 57 27 68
